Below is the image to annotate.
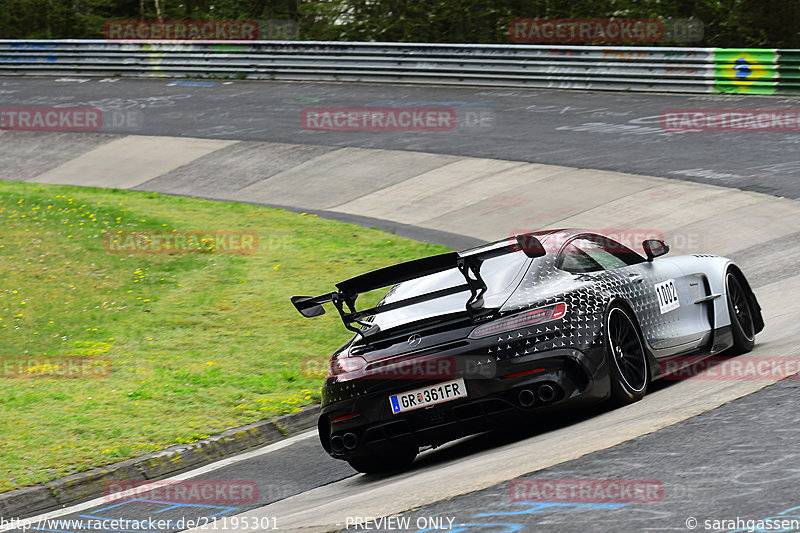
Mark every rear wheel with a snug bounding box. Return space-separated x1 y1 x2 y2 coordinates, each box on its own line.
606 305 649 405
346 446 417 474
726 271 755 354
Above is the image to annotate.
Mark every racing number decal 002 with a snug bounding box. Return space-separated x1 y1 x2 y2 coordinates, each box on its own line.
655 279 680 314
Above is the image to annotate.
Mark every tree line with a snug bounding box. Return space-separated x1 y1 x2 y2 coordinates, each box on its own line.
0 0 797 47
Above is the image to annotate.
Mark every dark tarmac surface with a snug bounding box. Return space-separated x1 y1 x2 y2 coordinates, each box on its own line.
2 77 799 199
345 377 800 533
1 76 798 532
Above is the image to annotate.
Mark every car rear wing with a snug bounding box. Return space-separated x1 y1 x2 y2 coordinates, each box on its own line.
290 234 545 338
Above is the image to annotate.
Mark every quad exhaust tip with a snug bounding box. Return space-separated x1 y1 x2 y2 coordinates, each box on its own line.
518 388 536 407
331 433 358 452
538 384 556 402
343 432 358 450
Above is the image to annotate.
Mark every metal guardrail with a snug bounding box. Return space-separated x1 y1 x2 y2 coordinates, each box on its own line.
0 40 798 94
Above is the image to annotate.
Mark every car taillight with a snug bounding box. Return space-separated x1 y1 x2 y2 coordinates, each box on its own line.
331 412 360 423
468 302 566 339
328 355 367 377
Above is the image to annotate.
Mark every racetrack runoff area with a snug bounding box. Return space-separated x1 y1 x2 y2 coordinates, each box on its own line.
2 132 800 531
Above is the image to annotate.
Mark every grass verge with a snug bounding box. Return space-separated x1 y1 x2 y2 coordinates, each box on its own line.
0 181 449 492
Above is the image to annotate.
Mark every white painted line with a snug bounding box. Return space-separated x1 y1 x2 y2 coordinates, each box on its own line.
0 429 317 530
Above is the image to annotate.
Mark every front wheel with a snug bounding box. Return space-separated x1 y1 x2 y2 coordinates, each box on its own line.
605 304 649 405
726 271 755 354
346 446 417 474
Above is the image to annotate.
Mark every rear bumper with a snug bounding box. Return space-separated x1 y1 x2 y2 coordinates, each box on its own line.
319 346 609 461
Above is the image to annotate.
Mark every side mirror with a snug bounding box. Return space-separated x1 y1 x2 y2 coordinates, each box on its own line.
291 296 326 317
642 239 669 261
513 233 546 258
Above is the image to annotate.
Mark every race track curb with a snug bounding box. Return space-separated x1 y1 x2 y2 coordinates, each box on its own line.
0 404 320 519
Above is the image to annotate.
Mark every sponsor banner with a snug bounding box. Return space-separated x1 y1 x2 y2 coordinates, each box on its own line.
0 356 111 379
104 480 258 505
660 356 800 381
104 20 259 40
510 479 664 503
661 108 800 131
301 107 456 131
104 230 259 255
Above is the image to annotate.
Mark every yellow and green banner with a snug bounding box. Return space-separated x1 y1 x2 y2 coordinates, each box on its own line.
714 48 800 95
714 49 778 94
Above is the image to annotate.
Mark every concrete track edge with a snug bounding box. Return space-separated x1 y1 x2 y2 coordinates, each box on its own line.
0 406 319 519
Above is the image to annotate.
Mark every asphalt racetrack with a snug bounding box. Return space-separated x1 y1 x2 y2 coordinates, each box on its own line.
1 77 800 533
1 77 800 199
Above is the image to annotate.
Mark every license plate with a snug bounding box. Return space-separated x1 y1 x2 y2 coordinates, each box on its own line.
389 378 467 414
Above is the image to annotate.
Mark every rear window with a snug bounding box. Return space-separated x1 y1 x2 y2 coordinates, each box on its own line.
367 249 531 331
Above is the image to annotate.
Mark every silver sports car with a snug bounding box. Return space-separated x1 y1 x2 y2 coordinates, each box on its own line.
292 229 764 473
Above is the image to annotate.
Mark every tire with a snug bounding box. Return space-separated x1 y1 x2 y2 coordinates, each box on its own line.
346 446 417 474
605 304 649 405
725 271 755 355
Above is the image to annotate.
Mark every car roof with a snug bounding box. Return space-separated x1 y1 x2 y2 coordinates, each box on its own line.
458 228 586 256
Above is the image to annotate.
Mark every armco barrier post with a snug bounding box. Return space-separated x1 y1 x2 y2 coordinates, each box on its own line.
777 49 800 94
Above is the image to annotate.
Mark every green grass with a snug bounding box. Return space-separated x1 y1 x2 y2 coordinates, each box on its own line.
0 181 449 492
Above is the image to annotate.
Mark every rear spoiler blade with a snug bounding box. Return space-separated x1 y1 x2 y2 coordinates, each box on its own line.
336 252 459 295
290 233 545 337
290 293 337 318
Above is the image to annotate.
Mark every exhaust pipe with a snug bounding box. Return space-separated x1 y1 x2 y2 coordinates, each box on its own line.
331 435 345 453
518 389 535 407
538 384 555 403
343 432 358 450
